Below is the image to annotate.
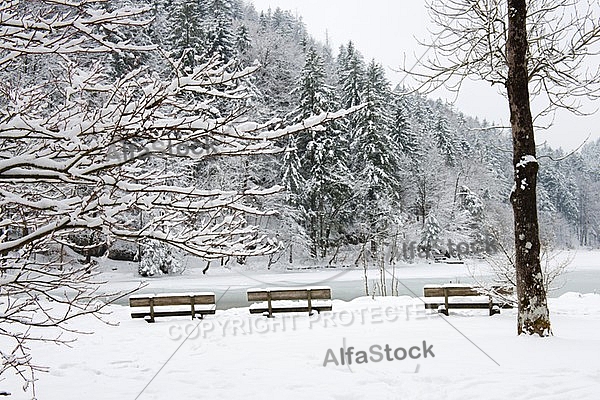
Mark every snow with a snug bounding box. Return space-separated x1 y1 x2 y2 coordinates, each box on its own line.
4 292 599 399
247 285 332 292
2 251 600 399
129 292 215 299
516 155 537 168
520 178 527 190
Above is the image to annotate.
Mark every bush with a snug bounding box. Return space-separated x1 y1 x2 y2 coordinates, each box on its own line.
108 239 139 261
67 230 107 257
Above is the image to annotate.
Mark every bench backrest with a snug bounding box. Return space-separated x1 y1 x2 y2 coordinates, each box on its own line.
129 293 215 307
424 286 480 297
423 285 513 297
247 288 331 302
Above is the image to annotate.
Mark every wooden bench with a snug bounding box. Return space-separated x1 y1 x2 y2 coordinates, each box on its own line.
129 292 216 323
423 284 513 316
432 254 464 264
247 287 332 318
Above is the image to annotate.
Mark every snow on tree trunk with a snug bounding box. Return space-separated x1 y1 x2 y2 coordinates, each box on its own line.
506 0 551 336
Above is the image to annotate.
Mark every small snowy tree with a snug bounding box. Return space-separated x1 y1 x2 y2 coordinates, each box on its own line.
139 240 184 277
433 115 458 167
205 0 237 62
421 214 442 258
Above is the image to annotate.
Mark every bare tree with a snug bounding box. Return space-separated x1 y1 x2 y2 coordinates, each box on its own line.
0 1 355 394
409 0 600 336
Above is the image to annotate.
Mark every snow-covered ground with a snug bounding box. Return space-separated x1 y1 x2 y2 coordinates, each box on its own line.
6 293 600 399
2 250 600 399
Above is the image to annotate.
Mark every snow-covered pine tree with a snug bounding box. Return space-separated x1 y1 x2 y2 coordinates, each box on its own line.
288 47 353 257
433 114 458 167
391 91 421 160
291 47 334 120
235 24 251 55
351 60 405 250
166 0 209 72
421 214 442 258
242 7 306 119
139 240 184 277
205 0 237 62
337 41 365 109
281 137 304 200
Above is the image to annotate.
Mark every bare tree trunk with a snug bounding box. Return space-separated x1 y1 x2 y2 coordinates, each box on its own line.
506 0 551 336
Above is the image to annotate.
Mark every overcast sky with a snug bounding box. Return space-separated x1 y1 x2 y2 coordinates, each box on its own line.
250 0 600 151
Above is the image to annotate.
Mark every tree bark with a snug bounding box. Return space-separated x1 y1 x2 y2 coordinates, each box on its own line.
506 0 551 336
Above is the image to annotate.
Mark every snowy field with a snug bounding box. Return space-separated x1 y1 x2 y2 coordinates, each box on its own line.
2 251 600 399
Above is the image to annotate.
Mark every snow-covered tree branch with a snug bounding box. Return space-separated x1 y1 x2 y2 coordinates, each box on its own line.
0 1 355 393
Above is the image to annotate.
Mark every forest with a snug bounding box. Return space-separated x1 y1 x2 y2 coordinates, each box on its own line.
138 0 600 269
2 0 599 276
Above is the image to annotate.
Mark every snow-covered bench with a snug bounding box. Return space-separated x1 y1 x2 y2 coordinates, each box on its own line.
423 284 513 316
129 292 216 323
247 287 332 318
432 253 465 264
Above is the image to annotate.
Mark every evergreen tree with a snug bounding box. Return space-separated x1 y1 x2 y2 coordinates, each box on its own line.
421 214 442 257
286 47 353 257
206 0 236 62
337 41 365 109
301 134 353 257
281 137 303 198
166 0 208 71
351 60 405 248
353 61 403 194
139 240 184 277
235 24 251 55
433 114 457 167
391 92 420 159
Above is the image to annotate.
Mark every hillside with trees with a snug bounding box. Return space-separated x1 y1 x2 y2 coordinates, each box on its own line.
2 0 600 389
3 1 598 275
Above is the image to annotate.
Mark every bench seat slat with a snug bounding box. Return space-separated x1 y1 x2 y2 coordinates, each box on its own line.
249 300 331 309
249 305 333 314
131 308 216 319
423 302 490 310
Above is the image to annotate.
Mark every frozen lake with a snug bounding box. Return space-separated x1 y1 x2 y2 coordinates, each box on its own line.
106 251 600 309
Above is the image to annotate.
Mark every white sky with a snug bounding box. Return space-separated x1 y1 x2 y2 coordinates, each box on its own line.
250 0 600 151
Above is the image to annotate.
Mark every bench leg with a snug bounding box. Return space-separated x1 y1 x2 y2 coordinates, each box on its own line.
190 296 195 320
148 298 155 323
489 297 501 316
490 306 501 316
267 292 273 318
